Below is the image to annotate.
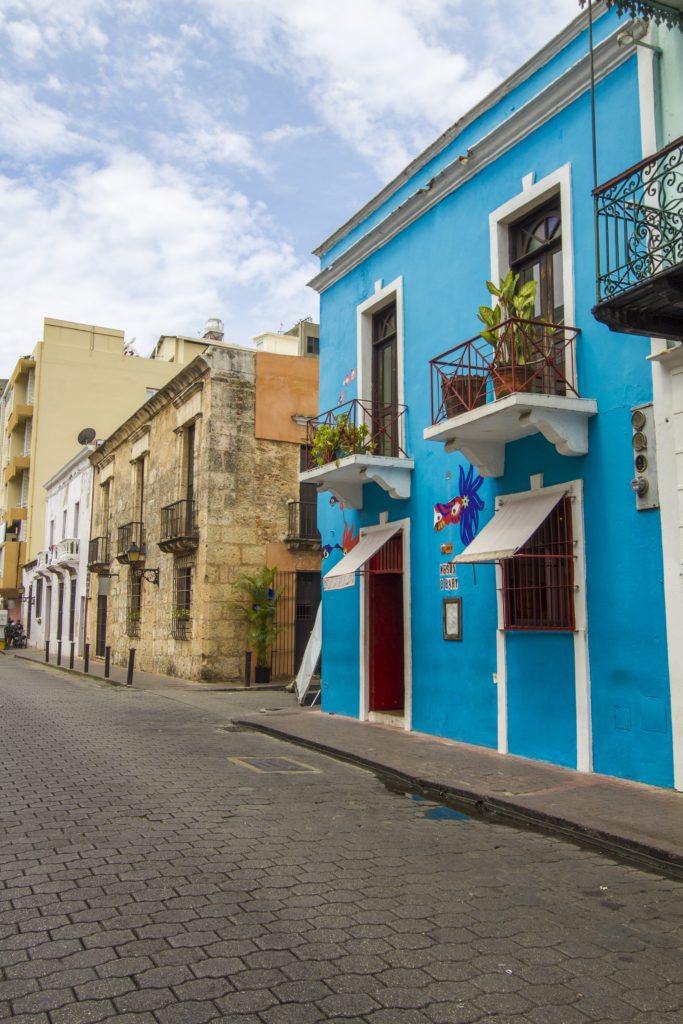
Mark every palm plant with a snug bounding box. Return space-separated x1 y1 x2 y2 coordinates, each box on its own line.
477 270 537 366
232 566 282 670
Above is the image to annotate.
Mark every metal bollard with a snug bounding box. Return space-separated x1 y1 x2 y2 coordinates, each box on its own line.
57 640 62 666
244 651 252 688
83 643 90 674
45 641 49 663
126 648 135 687
104 645 111 679
69 641 75 670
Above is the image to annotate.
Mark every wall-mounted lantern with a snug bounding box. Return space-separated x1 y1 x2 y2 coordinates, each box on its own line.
128 543 160 585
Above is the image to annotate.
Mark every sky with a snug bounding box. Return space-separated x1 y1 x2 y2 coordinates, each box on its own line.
0 0 581 374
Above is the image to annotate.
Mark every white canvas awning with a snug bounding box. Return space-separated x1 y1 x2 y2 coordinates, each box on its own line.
454 490 565 563
323 524 401 591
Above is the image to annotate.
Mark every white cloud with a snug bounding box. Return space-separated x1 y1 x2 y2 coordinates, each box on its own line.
199 0 501 177
0 0 109 56
0 152 317 374
262 124 324 145
199 0 583 177
0 81 82 157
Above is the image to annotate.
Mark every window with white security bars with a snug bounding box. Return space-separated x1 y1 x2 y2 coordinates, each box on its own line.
26 369 35 405
19 470 29 508
23 418 32 456
19 519 27 542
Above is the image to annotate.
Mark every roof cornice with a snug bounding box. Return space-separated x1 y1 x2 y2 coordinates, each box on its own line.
309 24 631 295
313 1 608 260
90 354 211 466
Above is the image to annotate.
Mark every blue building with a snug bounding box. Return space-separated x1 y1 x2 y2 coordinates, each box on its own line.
303 3 683 790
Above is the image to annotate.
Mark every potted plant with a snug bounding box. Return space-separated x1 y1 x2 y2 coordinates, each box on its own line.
311 413 376 467
232 566 282 684
477 270 538 399
441 370 487 418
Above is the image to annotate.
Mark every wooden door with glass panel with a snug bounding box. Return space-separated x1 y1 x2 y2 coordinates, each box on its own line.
509 201 565 395
372 302 398 457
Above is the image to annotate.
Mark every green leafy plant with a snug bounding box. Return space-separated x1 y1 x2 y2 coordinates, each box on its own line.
477 270 537 366
172 607 190 621
311 413 376 467
232 566 282 668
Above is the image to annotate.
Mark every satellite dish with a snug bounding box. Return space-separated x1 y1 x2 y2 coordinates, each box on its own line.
77 427 96 446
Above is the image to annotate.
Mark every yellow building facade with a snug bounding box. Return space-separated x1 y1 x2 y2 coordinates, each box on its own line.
0 317 213 607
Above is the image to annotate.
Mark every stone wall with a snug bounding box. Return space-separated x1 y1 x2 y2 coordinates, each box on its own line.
86 346 320 682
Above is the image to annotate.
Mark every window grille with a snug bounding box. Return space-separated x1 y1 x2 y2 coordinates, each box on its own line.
171 556 193 639
23 418 32 456
26 368 35 404
502 495 575 631
19 469 29 508
126 569 142 637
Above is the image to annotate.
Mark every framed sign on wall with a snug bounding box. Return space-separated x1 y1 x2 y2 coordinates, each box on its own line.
442 597 462 641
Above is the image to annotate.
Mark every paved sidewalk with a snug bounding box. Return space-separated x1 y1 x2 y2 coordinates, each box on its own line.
7 645 287 693
234 706 683 878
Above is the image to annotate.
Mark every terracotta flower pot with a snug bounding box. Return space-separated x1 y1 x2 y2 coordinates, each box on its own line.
442 374 487 417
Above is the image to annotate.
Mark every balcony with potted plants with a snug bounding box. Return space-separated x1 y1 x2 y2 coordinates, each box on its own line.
424 273 598 477
300 398 414 509
592 135 683 340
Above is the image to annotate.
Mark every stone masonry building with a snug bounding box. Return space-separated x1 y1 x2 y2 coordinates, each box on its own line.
86 340 320 681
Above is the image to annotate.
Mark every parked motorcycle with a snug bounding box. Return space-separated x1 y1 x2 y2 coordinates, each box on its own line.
4 621 27 648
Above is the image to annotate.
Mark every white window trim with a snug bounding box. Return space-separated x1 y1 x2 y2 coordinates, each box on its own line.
494 477 591 772
356 277 406 452
489 164 576 388
358 516 412 731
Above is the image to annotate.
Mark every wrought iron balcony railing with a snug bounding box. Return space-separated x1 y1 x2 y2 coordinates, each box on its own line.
593 135 683 338
429 317 580 425
286 501 320 543
305 398 408 470
117 521 145 563
159 499 198 553
87 535 110 571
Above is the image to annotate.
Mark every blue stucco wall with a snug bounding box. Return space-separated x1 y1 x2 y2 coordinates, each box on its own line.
315 37 674 787
507 633 577 768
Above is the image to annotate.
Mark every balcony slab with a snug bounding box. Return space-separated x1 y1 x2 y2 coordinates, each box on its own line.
424 393 598 478
300 454 414 509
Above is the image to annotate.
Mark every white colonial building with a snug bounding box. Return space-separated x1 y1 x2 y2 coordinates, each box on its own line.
23 448 93 656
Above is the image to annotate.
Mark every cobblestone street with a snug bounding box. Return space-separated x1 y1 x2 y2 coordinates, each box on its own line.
1 658 682 1024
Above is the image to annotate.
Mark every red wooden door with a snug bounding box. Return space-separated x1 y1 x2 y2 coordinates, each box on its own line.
368 535 404 712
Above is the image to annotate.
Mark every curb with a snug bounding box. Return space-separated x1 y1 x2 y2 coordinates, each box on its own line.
235 717 683 881
8 651 287 693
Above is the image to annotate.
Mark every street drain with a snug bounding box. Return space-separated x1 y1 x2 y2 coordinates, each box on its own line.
229 756 320 774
